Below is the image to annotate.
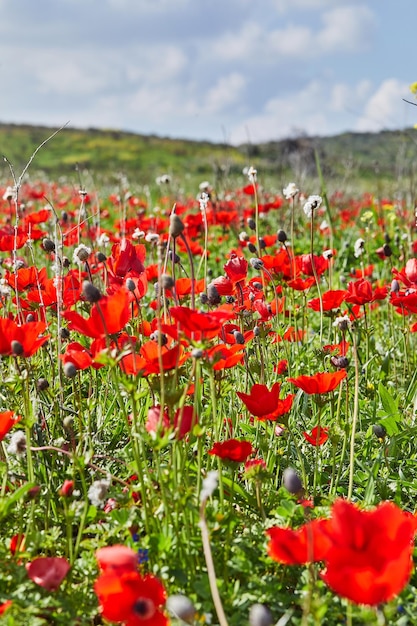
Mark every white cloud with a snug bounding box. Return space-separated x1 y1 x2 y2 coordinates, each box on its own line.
319 6 376 53
229 77 404 145
355 79 410 132
271 0 346 12
330 80 372 113
24 52 111 96
230 80 330 144
124 45 187 84
204 73 246 113
106 0 191 10
211 5 376 65
210 22 262 62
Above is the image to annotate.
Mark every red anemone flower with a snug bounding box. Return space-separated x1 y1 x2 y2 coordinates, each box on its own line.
59 342 94 370
0 318 50 357
107 240 145 279
320 499 417 606
224 253 248 284
95 570 168 626
345 279 388 306
208 439 253 463
0 601 12 616
286 277 315 291
174 277 205 298
174 405 198 439
96 545 138 575
303 425 329 446
267 518 332 565
26 556 70 591
170 306 235 335
288 370 347 394
237 382 294 421
308 290 347 312
63 287 131 339
0 411 21 440
404 258 417 284
297 254 328 277
0 232 28 251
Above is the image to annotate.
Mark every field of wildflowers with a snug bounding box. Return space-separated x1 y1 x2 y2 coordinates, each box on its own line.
1 145 417 625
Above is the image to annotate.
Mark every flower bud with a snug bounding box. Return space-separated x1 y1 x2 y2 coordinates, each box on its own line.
250 258 264 270
169 214 185 238
277 229 287 243
167 595 196 624
169 251 181 264
373 424 387 439
207 283 221 305
60 327 70 340
233 330 245 345
330 356 349 369
42 238 55 252
161 274 175 290
249 604 273 626
82 281 102 303
382 243 392 257
126 278 136 292
37 378 49 391
11 340 24 356
63 362 77 378
390 279 400 293
282 467 302 494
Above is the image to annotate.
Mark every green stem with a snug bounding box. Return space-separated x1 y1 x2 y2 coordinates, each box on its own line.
348 332 360 500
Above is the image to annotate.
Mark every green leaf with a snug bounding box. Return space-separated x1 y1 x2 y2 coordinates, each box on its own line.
378 382 399 416
0 482 35 520
377 413 400 436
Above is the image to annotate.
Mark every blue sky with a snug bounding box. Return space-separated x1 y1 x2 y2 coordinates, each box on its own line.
0 0 415 144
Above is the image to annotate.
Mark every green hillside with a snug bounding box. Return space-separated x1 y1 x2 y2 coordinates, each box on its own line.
0 122 416 192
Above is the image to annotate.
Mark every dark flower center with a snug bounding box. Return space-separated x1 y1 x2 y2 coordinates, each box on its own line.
133 598 155 619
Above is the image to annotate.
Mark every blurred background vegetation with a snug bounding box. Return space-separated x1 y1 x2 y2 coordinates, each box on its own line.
1 122 417 196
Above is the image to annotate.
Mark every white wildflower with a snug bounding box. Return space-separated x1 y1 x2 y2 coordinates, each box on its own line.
199 181 211 192
283 182 299 200
322 249 333 260
132 228 145 240
88 478 111 508
7 430 27 456
354 238 365 258
2 186 17 202
156 174 171 185
333 315 351 331
246 166 257 184
96 233 110 248
199 470 218 503
72 244 91 266
199 192 209 212
145 233 160 244
303 195 322 218
0 279 11 297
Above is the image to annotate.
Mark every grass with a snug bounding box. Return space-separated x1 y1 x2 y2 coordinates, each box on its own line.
1 122 417 193
1 129 417 624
